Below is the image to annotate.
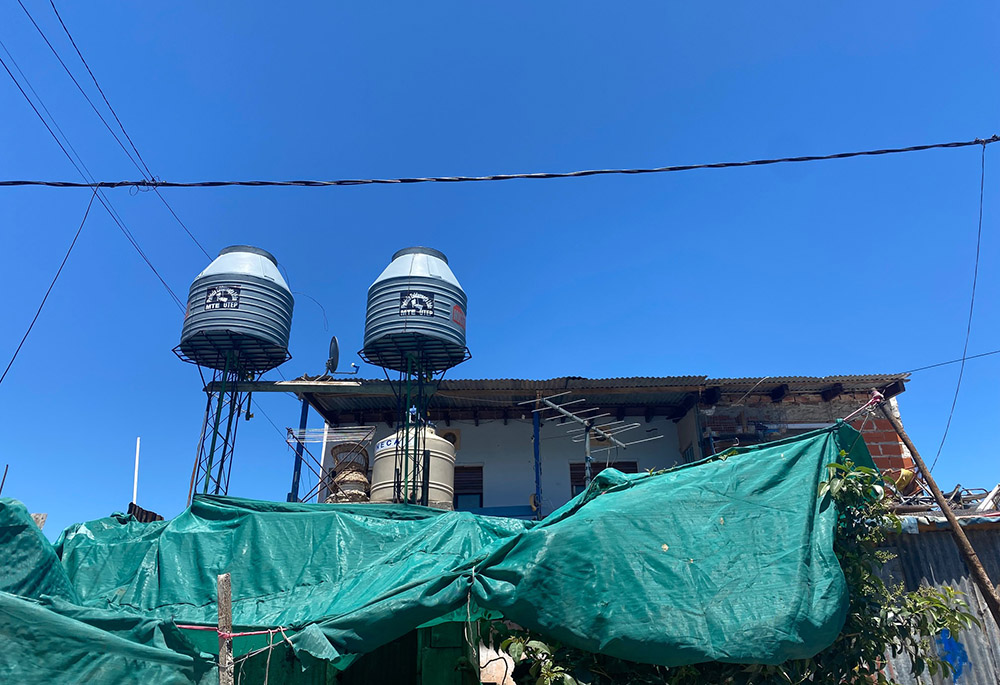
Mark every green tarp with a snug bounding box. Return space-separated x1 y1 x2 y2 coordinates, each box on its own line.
1 423 873 681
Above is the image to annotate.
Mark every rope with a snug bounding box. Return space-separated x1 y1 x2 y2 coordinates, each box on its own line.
1 136 996 189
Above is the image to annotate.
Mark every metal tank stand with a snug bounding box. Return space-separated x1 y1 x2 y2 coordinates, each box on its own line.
187 350 253 500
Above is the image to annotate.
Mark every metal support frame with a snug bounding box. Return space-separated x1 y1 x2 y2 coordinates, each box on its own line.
189 351 254 498
287 398 310 502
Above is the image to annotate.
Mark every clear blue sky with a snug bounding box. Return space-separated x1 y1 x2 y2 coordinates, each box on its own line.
1 2 997 537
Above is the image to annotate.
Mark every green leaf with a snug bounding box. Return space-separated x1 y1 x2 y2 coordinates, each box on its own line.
509 641 524 662
527 639 551 655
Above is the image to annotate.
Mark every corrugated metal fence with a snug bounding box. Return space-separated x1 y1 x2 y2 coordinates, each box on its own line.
883 523 1000 684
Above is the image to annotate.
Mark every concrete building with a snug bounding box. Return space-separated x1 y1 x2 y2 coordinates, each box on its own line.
269 373 910 517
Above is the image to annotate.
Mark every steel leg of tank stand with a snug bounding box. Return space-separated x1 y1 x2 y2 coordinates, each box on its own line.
287 398 309 502
533 407 542 519
203 351 232 494
402 355 412 503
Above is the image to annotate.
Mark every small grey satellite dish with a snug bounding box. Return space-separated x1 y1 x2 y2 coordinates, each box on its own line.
326 336 340 373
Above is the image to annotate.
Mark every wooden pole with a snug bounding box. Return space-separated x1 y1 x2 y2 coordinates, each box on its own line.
879 403 1000 628
217 573 234 685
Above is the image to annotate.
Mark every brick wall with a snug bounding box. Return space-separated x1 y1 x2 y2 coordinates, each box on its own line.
696 393 912 477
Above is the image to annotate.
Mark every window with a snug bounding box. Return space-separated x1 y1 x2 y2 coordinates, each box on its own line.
453 465 483 510
570 461 638 497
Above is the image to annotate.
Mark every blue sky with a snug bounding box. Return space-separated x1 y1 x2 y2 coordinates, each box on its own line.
1 2 998 537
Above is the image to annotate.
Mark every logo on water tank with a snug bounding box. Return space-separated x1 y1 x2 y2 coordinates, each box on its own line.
399 291 434 317
451 305 466 330
205 285 241 311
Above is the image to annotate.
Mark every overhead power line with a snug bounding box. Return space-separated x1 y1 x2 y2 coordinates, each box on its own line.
930 142 988 473
903 347 1000 375
0 43 184 311
17 0 211 259
0 190 97 387
1 136 996 190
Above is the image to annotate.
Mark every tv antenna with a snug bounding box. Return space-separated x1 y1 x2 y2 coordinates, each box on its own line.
518 392 663 487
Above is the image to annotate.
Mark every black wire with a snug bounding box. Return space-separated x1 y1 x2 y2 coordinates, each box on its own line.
0 46 185 311
0 190 97 387
903 347 1000 374
47 0 153 178
1 136 997 189
40 0 212 259
930 142 988 473
15 0 147 176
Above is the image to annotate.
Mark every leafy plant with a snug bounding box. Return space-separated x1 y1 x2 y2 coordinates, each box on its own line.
483 460 979 684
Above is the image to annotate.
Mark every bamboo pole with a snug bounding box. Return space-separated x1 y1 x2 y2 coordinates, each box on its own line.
879 403 1000 628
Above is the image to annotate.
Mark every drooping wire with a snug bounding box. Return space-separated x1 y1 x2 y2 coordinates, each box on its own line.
21 0 211 259
0 136 997 189
930 142 988 472
0 45 184 311
0 189 97 387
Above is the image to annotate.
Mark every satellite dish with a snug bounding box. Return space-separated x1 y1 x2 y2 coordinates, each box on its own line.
326 336 340 373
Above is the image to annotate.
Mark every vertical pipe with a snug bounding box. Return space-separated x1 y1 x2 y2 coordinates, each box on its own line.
203 351 232 494
422 449 431 507
584 423 593 487
0 464 8 496
132 437 141 504
533 402 542 519
403 355 412 503
288 398 310 502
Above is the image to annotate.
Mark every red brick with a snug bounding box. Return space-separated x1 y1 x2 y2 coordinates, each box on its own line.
880 442 904 456
873 456 893 471
871 419 894 431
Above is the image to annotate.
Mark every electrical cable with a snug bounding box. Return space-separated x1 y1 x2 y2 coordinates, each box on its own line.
15 0 146 176
0 189 97 387
929 142 988 473
0 45 185 311
24 0 211 259
903 347 1000 374
46 0 153 178
1 136 997 189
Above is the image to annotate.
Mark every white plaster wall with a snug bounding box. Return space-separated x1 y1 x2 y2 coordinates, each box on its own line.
318 417 681 515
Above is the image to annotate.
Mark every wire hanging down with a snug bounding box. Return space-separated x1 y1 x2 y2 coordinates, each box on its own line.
1 136 997 189
0 190 97 387
930 141 988 473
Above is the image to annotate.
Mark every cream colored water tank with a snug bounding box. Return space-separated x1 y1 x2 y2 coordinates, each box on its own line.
370 426 456 509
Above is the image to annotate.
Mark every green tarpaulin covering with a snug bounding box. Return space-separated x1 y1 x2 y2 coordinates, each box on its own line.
0 423 873 681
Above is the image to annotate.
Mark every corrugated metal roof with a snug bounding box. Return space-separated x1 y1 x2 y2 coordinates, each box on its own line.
290 373 907 423
883 527 1000 684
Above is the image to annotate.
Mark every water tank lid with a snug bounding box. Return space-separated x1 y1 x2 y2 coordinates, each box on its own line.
220 245 279 266
196 245 288 289
391 246 448 264
372 246 462 290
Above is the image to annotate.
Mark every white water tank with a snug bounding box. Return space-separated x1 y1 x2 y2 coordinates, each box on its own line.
370 427 456 509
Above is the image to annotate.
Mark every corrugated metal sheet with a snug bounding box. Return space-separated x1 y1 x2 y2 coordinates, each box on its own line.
883 525 1000 684
292 374 908 422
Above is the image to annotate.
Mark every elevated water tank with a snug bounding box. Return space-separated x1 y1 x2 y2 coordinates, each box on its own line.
370 426 456 509
361 247 467 373
177 245 293 372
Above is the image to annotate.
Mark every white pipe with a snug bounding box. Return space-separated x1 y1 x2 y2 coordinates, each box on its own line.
132 437 141 504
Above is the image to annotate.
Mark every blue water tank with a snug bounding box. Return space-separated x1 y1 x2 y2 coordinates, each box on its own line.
362 247 468 373
177 246 293 372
